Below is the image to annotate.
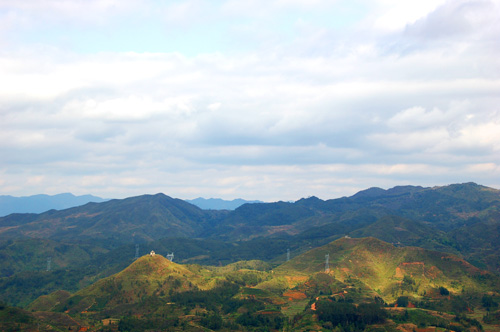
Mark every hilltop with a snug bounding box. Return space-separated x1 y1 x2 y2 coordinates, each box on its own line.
57 254 210 315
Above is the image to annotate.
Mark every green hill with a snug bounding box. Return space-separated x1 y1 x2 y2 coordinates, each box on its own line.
348 215 455 252
58 254 213 314
26 290 71 312
275 237 499 302
20 239 500 332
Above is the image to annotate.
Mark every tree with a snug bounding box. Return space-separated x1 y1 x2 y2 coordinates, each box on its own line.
397 296 409 307
439 287 449 296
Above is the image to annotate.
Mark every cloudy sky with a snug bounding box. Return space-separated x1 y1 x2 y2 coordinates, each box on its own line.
1 0 499 201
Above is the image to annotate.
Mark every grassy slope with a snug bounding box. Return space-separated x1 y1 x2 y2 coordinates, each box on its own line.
274 237 499 302
64 255 211 312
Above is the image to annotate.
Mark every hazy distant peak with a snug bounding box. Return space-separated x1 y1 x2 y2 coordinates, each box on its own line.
185 197 263 210
0 193 108 217
351 187 387 198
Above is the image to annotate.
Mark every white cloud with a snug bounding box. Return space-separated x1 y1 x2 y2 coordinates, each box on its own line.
372 0 448 32
0 0 141 26
0 0 499 199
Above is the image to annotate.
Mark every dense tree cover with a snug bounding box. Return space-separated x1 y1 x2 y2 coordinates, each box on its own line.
483 309 500 324
316 300 386 331
169 281 241 312
168 281 286 330
118 316 179 332
236 312 285 330
390 309 483 332
0 302 40 332
396 296 409 307
482 294 499 309
200 313 223 330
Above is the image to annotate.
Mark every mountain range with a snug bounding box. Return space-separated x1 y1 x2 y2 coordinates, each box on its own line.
1 182 500 330
0 194 261 217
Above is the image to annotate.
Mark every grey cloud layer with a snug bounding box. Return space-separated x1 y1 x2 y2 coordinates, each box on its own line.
1 0 499 200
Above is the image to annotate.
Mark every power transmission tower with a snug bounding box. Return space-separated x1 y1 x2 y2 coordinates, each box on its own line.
286 248 290 261
46 257 52 272
325 254 330 273
135 244 139 259
167 252 174 262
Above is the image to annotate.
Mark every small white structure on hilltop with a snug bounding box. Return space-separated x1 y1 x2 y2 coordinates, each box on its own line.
150 250 155 257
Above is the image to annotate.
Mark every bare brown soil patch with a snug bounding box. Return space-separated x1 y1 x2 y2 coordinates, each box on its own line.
395 267 404 278
283 290 307 301
265 225 298 236
396 323 417 332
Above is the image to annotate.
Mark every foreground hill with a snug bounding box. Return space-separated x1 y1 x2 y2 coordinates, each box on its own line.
58 254 210 314
23 238 500 332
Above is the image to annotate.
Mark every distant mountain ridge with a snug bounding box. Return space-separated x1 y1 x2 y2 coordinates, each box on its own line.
0 193 108 217
2 182 500 277
0 193 212 243
185 197 263 210
0 194 259 216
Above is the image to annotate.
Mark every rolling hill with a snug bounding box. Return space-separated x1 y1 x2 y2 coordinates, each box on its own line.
275 237 499 302
22 237 500 332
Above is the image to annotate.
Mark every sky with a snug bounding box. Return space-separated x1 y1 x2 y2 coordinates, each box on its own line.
1 0 500 201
